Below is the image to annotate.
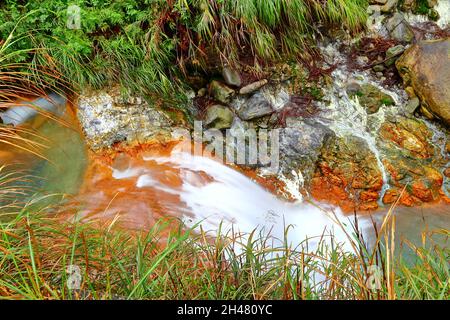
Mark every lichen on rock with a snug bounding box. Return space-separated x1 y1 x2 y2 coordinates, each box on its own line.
77 88 176 150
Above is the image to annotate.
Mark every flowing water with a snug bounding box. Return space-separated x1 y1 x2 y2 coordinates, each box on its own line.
317 42 406 200
404 0 450 29
0 48 449 255
0 95 88 210
1 96 448 255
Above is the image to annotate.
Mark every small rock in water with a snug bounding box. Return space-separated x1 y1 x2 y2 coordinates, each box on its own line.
403 97 420 115
205 104 234 129
222 66 241 87
239 79 268 95
376 72 384 77
386 45 405 57
385 45 405 67
372 64 385 72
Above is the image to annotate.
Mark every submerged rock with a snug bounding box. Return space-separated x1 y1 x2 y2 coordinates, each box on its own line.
403 97 420 115
396 38 450 126
77 89 174 150
0 93 66 126
347 83 395 114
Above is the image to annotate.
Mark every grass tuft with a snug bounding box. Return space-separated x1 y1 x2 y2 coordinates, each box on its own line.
0 194 447 300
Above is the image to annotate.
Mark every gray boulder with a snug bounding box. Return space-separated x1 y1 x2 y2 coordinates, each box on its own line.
385 13 414 43
234 92 275 120
279 118 334 180
205 105 234 129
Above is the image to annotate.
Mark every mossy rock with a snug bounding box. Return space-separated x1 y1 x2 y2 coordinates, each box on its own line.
347 83 395 114
396 39 450 126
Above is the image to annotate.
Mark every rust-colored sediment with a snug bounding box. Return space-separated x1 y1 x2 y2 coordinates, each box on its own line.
62 141 291 231
64 137 449 230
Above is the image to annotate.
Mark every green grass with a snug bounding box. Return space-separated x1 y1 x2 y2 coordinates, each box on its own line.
413 0 431 15
0 0 369 105
0 195 448 300
1 0 447 301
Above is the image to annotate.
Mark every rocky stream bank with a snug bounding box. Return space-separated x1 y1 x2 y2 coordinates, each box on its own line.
75 0 450 212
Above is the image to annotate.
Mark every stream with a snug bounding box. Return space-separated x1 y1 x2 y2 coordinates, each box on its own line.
0 95 448 257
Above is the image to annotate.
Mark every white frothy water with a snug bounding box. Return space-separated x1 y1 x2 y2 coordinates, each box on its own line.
404 0 450 29
435 0 450 28
111 148 371 253
315 40 450 203
316 43 407 198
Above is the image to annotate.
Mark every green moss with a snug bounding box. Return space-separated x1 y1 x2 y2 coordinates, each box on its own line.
413 0 430 15
380 96 395 106
355 90 364 97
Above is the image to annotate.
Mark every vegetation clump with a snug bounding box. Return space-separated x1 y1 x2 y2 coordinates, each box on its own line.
0 0 368 101
0 199 448 300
